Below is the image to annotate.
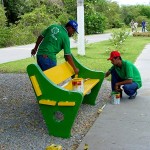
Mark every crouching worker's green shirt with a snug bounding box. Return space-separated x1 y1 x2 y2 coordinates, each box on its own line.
110 60 142 89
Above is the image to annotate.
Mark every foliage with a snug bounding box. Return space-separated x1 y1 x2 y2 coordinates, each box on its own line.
0 4 7 27
139 5 150 19
1 0 150 48
0 27 12 47
58 13 70 25
17 5 59 37
62 0 77 19
146 20 150 31
105 2 123 28
84 2 106 34
8 25 36 46
106 27 130 54
120 5 141 25
46 1 67 19
136 15 148 27
3 0 26 24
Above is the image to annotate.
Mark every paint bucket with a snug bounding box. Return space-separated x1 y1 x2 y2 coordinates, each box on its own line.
72 78 84 93
111 91 120 104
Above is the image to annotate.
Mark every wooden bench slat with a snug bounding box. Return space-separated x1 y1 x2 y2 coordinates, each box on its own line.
44 62 74 84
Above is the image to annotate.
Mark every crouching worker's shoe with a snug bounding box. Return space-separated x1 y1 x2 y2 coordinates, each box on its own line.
129 91 137 99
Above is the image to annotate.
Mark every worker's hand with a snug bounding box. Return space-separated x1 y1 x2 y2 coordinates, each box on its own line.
105 71 110 78
31 48 37 56
115 83 121 91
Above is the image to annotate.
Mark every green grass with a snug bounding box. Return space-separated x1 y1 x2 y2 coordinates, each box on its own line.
0 36 149 73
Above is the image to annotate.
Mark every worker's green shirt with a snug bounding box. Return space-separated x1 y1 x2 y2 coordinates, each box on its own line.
110 60 142 88
37 24 71 61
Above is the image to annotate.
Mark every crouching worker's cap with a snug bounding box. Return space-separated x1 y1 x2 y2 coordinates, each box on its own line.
107 50 121 60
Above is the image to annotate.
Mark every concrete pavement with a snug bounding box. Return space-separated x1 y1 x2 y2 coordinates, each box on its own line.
0 33 111 64
77 43 150 150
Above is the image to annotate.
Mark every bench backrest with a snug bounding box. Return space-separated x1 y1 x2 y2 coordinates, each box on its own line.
44 62 75 84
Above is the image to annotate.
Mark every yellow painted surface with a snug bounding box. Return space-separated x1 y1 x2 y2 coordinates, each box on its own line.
30 76 42 96
44 62 74 84
58 101 75 106
63 80 72 90
39 100 56 106
46 144 62 150
83 79 99 95
63 79 100 96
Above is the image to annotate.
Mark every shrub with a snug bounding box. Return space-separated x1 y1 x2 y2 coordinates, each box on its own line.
17 5 59 37
58 13 70 25
9 25 36 45
84 3 106 34
0 4 7 27
0 27 12 47
106 27 130 53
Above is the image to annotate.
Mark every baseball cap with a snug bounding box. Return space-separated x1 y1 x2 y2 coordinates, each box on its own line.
107 50 121 60
67 20 78 33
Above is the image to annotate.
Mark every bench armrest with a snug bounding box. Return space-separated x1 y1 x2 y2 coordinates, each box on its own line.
72 54 104 80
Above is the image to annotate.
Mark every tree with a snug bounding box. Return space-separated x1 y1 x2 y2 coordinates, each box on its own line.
139 5 150 19
0 4 7 27
3 0 26 24
120 5 150 26
105 2 123 28
62 0 77 19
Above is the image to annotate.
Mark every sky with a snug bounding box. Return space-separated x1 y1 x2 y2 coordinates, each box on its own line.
112 0 150 6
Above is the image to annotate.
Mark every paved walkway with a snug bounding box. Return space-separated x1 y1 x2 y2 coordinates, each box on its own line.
77 43 150 150
0 33 111 64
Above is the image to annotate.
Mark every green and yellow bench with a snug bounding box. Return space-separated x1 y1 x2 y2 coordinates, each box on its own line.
27 55 104 138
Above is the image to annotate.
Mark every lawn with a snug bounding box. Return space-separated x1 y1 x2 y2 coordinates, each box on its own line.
0 36 149 73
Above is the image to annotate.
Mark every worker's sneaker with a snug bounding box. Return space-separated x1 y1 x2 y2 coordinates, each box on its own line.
128 91 137 99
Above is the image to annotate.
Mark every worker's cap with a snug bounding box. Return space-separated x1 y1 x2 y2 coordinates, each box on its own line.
67 20 78 33
107 50 121 60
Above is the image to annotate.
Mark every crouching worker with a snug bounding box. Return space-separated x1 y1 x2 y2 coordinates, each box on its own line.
105 50 142 99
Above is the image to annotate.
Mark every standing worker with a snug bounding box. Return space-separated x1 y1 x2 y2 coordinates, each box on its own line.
105 50 142 99
31 20 79 74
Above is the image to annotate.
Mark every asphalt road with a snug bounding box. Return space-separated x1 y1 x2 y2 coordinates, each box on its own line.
0 33 111 64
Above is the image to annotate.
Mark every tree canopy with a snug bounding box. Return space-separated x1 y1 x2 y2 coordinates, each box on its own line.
0 0 150 47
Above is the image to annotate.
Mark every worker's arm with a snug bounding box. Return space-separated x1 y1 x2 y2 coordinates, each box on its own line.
115 79 132 91
105 70 111 78
31 35 44 56
64 54 79 75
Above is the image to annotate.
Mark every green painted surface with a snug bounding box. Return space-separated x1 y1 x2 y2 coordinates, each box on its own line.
72 55 105 105
26 56 104 138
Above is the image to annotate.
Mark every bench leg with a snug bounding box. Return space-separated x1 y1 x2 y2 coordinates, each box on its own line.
83 83 102 105
39 99 82 138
